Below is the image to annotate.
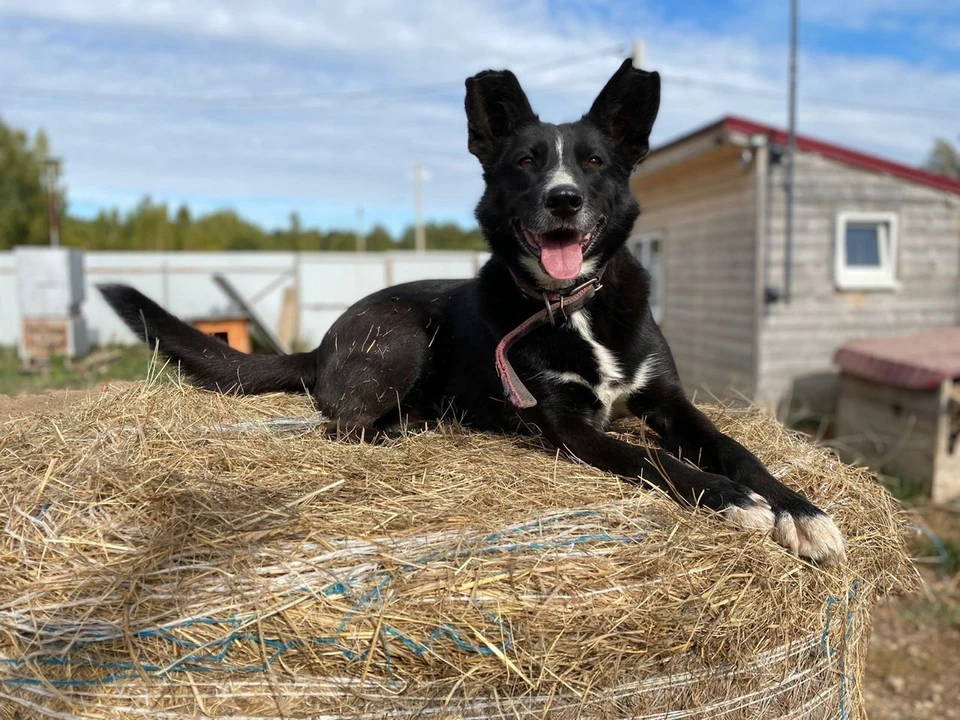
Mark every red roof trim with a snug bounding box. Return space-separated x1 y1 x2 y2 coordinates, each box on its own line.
723 115 960 196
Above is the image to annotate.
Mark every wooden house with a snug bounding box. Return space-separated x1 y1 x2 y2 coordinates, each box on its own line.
629 116 960 415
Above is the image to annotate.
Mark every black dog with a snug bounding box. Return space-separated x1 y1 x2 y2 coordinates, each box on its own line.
100 59 845 565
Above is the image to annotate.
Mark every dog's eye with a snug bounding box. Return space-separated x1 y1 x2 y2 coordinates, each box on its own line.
517 156 535 169
585 156 604 169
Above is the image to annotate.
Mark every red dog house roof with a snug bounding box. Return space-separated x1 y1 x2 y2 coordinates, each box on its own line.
834 327 960 390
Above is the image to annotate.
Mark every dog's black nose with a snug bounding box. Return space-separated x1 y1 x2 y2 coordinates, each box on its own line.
545 186 583 218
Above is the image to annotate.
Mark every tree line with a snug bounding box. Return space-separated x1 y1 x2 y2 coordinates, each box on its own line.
0 117 486 252
3 116 958 253
61 202 486 252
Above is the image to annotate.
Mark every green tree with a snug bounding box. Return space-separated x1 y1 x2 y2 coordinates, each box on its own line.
365 224 395 251
0 117 494 253
65 201 490 254
397 222 486 251
127 197 173 251
301 228 325 251
0 120 59 249
322 230 358 251
189 210 265 251
272 211 304 251
173 204 191 251
925 138 960 179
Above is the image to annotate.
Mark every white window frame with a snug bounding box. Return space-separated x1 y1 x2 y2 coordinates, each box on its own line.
628 232 664 322
834 211 899 291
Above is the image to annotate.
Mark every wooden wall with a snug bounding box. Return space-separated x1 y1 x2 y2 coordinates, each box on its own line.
631 143 761 399
835 373 940 487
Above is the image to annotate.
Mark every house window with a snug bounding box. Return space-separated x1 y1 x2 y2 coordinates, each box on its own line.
834 212 898 290
629 233 664 322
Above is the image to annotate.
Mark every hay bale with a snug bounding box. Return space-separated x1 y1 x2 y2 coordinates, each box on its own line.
0 380 914 719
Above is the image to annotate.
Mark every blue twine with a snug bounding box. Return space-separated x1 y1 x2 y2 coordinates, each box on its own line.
1 510 639 688
907 524 952 582
2 524 869 720
819 580 859 720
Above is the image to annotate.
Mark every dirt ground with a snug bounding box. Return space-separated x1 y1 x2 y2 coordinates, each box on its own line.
1 388 957 719
865 506 960 720
866 572 960 720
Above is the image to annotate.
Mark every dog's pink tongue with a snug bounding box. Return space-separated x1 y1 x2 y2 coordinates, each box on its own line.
540 236 583 280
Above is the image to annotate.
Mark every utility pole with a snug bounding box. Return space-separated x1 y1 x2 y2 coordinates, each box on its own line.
414 163 426 253
355 206 365 252
44 157 62 247
784 0 798 303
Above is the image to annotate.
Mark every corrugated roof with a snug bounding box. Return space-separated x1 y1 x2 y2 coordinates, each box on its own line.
834 327 960 390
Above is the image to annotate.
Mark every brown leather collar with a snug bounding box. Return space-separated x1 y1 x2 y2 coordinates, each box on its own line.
507 267 607 326
496 268 605 410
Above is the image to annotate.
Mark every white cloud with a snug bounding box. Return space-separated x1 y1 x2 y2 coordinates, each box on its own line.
0 1 957 233
800 0 954 31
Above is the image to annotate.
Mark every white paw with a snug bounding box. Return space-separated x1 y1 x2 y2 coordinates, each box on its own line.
773 512 847 565
723 493 776 531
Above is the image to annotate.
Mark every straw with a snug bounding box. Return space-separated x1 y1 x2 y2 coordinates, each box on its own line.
0 375 915 719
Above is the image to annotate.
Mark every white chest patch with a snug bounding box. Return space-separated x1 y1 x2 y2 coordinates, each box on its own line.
549 310 659 425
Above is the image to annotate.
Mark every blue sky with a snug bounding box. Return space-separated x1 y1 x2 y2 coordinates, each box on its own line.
1 1 958 237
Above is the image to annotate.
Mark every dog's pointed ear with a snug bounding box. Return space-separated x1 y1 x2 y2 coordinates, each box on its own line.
584 59 660 168
465 70 537 166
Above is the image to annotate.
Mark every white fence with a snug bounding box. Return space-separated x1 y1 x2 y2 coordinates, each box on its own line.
0 250 490 349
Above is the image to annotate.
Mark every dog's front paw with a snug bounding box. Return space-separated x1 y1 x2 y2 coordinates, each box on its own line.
773 509 846 565
722 492 775 532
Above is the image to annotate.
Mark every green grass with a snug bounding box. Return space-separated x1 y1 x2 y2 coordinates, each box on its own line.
0 345 160 396
878 473 930 503
914 535 960 577
902 597 960 630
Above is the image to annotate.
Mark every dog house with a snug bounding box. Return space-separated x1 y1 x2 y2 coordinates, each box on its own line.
14 246 90 366
190 315 252 354
834 328 960 503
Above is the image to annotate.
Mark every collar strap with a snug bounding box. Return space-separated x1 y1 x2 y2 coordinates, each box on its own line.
508 267 606 305
495 275 602 410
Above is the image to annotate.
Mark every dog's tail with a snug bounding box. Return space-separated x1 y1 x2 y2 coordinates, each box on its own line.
98 284 316 395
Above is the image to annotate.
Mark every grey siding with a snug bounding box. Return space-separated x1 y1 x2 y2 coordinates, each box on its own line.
631 144 759 399
834 373 940 485
759 152 960 412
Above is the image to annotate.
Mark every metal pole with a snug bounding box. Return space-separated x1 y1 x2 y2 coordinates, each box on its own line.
161 262 170 308
414 163 426 253
44 158 61 247
784 0 798 303
356 206 365 252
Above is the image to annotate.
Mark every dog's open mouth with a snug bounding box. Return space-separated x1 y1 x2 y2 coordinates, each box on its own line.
520 221 602 280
